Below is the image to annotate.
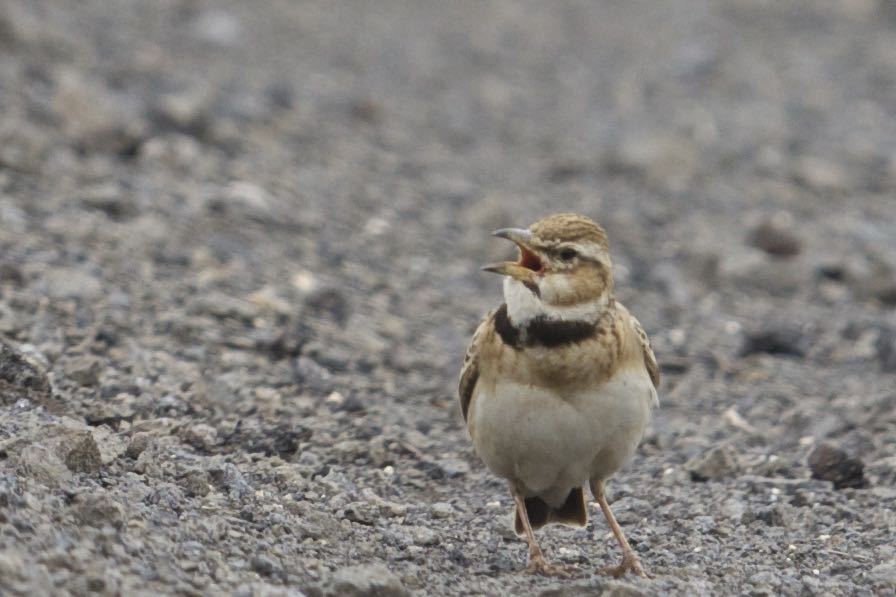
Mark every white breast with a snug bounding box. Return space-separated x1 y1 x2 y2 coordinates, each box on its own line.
469 367 655 507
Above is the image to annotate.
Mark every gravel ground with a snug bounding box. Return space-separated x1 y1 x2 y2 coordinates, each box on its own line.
1 1 896 595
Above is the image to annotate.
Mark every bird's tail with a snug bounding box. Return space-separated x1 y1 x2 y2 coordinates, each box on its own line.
514 486 587 535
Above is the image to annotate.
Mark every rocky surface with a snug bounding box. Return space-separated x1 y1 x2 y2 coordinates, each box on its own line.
1 1 895 595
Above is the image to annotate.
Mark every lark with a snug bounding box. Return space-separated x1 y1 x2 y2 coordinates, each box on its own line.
459 213 659 577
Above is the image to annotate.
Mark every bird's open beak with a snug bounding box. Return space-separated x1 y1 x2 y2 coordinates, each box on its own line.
482 228 544 281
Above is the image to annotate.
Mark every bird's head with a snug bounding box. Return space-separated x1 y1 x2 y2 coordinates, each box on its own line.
483 213 613 323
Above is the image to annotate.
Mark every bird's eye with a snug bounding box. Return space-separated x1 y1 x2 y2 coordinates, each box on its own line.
559 248 578 261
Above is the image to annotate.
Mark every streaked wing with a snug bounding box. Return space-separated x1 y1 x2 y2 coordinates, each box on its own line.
631 315 659 389
458 309 495 421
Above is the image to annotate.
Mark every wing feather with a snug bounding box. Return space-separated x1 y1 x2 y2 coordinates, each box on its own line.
458 310 494 421
630 315 660 389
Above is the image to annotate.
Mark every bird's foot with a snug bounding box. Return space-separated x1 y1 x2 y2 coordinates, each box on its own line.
526 555 577 577
600 552 647 578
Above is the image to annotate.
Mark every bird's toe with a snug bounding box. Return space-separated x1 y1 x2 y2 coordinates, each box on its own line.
526 557 578 577
600 552 647 578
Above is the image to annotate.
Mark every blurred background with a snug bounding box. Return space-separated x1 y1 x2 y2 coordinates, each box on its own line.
1 1 895 595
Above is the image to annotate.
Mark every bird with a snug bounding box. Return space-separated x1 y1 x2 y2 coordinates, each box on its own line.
458 213 659 577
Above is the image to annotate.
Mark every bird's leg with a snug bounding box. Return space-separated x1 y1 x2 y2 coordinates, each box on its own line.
511 491 549 572
591 480 647 578
511 490 570 577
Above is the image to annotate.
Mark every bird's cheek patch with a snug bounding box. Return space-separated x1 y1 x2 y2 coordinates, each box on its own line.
540 275 576 305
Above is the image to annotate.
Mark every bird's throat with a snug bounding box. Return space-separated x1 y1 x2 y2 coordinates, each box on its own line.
503 277 608 327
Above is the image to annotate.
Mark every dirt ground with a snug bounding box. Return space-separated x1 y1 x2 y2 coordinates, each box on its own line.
1 1 895 595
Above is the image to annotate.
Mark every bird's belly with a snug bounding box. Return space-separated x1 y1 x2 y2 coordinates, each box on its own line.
470 368 654 505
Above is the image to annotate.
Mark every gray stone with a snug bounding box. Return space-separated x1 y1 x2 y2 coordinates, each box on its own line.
138 133 203 171
71 492 125 529
0 473 24 508
125 431 152 459
0 339 52 407
210 181 273 219
189 292 258 322
294 356 334 394
687 445 739 482
433 458 470 478
866 456 896 487
749 214 801 258
808 443 866 490
409 525 439 546
0 118 49 173
238 584 306 597
600 582 649 597
429 502 454 519
536 581 605 597
310 564 409 597
184 423 219 451
179 469 211 497
303 287 350 326
7 419 104 479
0 262 25 286
0 551 26 583
17 443 72 485
740 325 809 358
64 355 104 386
224 419 310 458
341 502 378 526
150 90 212 137
84 395 136 427
250 554 278 578
63 431 103 473
42 268 103 301
792 156 850 193
53 68 145 153
208 462 252 500
88 425 127 464
876 327 896 372
77 182 138 220
867 561 896 590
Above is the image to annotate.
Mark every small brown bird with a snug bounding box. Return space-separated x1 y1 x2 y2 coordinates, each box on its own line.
459 213 659 577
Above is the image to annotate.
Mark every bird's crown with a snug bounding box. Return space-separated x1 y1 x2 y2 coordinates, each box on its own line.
529 213 609 252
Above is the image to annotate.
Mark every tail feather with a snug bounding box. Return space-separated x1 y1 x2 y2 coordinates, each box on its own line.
514 487 588 535
552 486 588 527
